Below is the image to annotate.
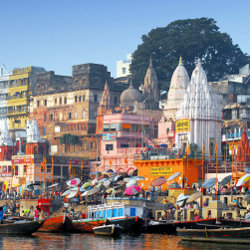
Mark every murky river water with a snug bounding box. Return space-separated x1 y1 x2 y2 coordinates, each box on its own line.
1 233 250 250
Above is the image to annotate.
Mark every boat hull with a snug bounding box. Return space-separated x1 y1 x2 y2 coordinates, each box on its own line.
93 224 123 236
71 219 106 233
143 218 216 234
109 217 144 235
38 216 71 233
177 226 250 244
0 220 45 235
218 218 250 227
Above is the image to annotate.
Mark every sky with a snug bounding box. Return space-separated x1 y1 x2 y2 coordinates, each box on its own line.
0 0 249 78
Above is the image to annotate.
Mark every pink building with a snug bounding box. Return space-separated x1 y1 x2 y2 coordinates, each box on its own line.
99 113 156 174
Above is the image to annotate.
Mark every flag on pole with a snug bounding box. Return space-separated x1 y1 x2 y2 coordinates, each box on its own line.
69 161 72 173
12 163 15 174
216 142 218 153
202 142 205 155
109 160 112 166
44 156 47 165
51 156 54 166
124 158 128 164
30 157 33 165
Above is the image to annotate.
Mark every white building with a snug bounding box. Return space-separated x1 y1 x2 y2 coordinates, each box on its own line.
175 59 222 155
0 65 9 121
116 54 132 78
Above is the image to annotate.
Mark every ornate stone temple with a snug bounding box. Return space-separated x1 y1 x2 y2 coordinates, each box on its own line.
175 59 222 155
142 57 159 110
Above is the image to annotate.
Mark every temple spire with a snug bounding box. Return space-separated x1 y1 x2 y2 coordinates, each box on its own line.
149 56 153 68
179 56 183 66
99 81 111 110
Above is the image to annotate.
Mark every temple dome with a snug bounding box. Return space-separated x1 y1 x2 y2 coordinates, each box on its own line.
120 82 142 106
169 57 189 91
163 57 189 120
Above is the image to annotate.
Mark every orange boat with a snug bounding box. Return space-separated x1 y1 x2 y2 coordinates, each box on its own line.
71 218 106 233
38 215 72 233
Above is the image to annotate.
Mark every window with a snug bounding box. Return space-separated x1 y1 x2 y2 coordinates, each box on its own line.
106 144 113 151
82 110 86 118
24 165 27 173
74 111 77 119
75 96 77 103
53 166 61 176
79 96 81 102
37 100 40 107
44 99 47 106
69 112 72 119
59 97 62 105
121 144 129 148
44 114 46 122
114 97 117 105
63 166 69 178
49 114 53 122
64 97 67 104
94 95 97 102
83 95 85 101
43 127 46 135
54 98 57 104
122 67 126 74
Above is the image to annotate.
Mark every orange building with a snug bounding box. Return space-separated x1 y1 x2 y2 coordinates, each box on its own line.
133 158 202 190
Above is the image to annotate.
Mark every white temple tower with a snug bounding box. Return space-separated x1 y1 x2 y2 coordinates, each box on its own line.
175 59 222 155
163 56 189 120
157 57 189 148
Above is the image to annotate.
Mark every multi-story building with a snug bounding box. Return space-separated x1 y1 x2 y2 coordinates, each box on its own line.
221 95 250 157
0 65 10 121
30 64 125 159
7 66 46 137
99 112 157 174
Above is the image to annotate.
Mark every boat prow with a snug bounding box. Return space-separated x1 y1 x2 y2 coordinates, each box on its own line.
93 224 124 236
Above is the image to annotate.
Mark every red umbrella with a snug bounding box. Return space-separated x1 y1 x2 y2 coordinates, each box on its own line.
125 185 141 195
151 177 166 187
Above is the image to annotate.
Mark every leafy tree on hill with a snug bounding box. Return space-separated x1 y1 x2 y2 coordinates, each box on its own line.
130 18 250 92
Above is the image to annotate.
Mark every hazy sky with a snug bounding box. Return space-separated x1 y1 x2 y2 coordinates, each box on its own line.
0 0 249 78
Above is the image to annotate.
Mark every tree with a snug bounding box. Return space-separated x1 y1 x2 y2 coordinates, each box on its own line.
59 134 80 153
130 18 249 91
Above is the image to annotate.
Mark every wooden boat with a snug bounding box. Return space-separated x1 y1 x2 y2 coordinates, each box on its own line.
38 215 72 233
72 216 144 234
71 202 144 234
143 218 216 234
0 219 45 235
93 224 124 236
218 218 250 228
177 226 250 244
71 218 106 233
107 216 144 235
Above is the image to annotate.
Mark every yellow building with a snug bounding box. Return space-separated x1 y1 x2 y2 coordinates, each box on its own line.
7 66 45 136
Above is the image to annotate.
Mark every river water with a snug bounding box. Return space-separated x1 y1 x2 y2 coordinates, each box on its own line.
1 233 250 250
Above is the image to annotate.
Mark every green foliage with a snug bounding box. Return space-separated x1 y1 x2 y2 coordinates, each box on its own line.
130 18 249 91
59 134 80 145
